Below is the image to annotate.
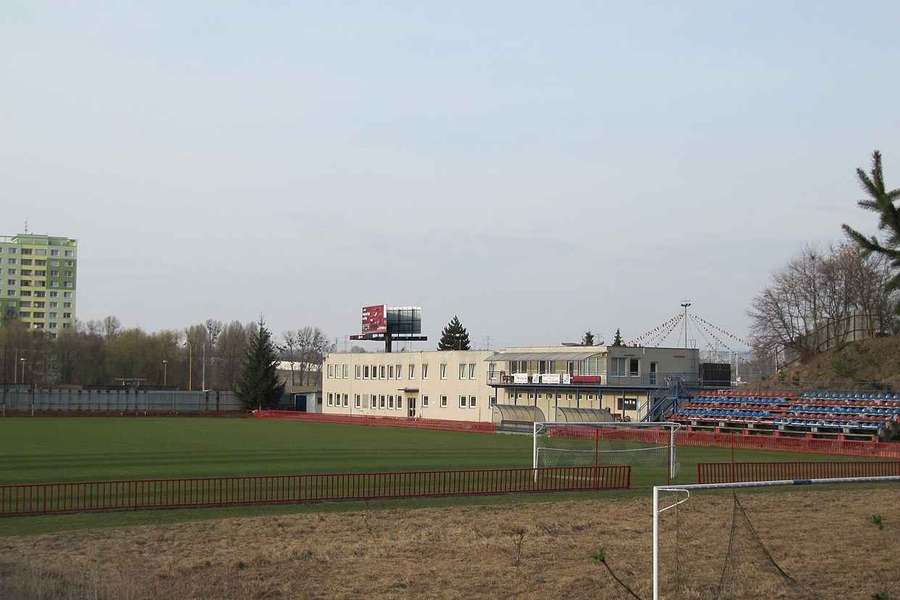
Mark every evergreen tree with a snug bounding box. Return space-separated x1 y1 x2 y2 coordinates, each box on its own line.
842 150 900 313
582 331 595 346
612 329 623 346
438 316 471 351
236 319 285 410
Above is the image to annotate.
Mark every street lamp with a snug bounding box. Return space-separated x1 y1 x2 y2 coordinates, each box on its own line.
19 357 26 385
162 360 168 386
680 302 692 349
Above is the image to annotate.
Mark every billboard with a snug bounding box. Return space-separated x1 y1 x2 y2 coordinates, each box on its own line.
361 305 388 335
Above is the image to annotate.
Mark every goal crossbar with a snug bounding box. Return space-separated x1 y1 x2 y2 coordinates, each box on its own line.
651 475 900 600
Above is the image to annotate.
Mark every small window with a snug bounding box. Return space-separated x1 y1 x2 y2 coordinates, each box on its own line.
342 365 348 379
440 364 447 379
327 393 333 406
458 364 466 379
459 395 467 408
363 365 370 378
617 397 638 411
342 394 349 407
422 364 428 379
388 395 394 409
470 396 477 408
468 363 476 379
629 359 640 377
490 396 497 407
422 395 429 407
395 364 401 379
355 394 361 408
380 365 386 379
388 365 394 379
355 365 361 379
408 364 415 379
380 395 386 409
440 395 448 407
397 396 403 409
327 364 333 378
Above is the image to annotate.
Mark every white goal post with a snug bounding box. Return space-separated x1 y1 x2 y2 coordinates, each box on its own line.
533 421 681 481
651 475 900 600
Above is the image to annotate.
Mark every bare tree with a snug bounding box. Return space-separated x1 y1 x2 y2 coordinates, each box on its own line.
282 330 299 386
749 243 896 363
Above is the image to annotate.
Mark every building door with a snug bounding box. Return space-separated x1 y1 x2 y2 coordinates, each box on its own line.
408 396 416 418
294 394 307 411
649 362 658 385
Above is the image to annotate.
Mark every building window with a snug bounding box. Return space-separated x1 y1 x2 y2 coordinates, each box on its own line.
343 394 348 407
440 395 448 407
363 365 369 379
397 396 403 410
388 395 394 409
380 365 386 379
327 364 333 378
617 397 638 411
468 363 476 379
490 396 497 407
355 394 361 408
629 359 640 377
388 365 394 379
408 364 415 379
355 365 361 379
422 395 429 407
470 396 477 408
380 395 386 409
327 393 333 406
395 364 401 379
440 364 447 379
458 364 466 379
459 395 467 408
611 357 626 377
342 365 348 379
422 364 428 379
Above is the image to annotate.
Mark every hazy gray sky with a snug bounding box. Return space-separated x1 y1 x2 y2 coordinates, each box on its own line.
3 1 899 349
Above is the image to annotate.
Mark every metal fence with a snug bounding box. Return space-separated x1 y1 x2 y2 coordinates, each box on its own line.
697 461 900 484
254 410 497 433
0 387 242 415
0 465 630 516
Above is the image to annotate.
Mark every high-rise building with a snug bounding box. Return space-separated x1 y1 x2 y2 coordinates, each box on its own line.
0 233 78 337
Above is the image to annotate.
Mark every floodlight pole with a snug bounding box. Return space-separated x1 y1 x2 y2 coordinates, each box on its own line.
652 485 660 600
680 302 691 349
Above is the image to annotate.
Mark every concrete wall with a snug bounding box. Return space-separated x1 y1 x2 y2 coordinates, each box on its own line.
0 387 242 413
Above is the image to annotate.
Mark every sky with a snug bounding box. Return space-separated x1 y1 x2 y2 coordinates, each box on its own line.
3 1 899 350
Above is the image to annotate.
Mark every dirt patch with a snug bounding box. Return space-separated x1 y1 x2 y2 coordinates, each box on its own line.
0 487 898 599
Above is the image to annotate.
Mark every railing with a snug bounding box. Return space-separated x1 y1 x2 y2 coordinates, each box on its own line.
697 461 900 484
0 465 631 516
487 372 699 388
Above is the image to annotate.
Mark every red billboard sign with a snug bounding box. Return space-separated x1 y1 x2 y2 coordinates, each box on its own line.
361 305 387 335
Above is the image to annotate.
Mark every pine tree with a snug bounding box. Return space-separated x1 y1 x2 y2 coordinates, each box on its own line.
236 319 285 410
438 316 471 351
842 150 900 313
582 331 595 346
612 329 623 346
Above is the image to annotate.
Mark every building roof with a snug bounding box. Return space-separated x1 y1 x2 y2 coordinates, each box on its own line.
484 350 602 362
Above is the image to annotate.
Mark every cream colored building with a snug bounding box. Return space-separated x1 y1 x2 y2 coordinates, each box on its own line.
322 350 496 422
322 345 699 424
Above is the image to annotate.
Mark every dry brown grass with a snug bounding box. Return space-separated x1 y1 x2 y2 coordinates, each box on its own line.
0 486 898 599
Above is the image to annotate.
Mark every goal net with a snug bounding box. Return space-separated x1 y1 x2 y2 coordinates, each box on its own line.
533 421 679 482
652 476 900 600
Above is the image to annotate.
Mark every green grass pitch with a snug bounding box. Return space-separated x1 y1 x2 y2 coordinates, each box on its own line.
0 417 865 536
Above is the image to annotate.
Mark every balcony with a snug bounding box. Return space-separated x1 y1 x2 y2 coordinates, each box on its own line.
488 371 699 389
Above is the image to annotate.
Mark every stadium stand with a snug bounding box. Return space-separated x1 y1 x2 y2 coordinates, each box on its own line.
672 390 900 441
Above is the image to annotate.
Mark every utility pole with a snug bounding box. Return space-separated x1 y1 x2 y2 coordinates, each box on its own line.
162 360 168 386
202 342 206 391
680 302 692 349
13 349 18 385
188 343 192 391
